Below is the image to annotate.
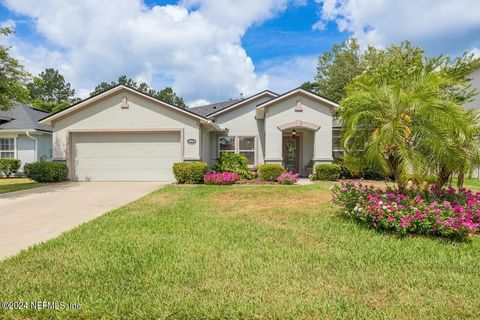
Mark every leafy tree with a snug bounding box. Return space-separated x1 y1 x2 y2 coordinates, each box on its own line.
90 75 187 108
301 81 319 93
0 27 30 110
314 38 365 102
27 68 79 113
155 87 187 108
340 42 480 192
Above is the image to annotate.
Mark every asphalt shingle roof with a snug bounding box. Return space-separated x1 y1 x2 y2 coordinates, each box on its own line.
189 99 241 117
0 103 52 132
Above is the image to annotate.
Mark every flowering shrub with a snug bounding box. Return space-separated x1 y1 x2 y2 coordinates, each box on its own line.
277 171 300 185
331 181 480 240
203 171 239 185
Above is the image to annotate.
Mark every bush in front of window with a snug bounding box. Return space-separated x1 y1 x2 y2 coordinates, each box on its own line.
213 153 252 179
172 162 208 184
0 158 21 178
258 164 285 181
24 161 68 183
315 164 341 181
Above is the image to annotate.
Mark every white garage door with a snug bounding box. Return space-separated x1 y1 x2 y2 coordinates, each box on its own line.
72 131 181 181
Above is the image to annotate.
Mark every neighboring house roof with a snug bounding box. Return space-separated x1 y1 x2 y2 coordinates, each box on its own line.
40 84 210 125
189 99 241 117
256 87 339 110
0 104 52 132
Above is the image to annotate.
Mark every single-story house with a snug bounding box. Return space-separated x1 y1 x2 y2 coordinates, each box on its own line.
0 104 52 170
40 85 339 181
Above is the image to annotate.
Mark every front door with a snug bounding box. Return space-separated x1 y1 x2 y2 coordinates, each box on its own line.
282 135 300 173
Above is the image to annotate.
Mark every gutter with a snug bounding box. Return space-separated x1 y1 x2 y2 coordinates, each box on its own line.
25 131 38 162
205 120 223 131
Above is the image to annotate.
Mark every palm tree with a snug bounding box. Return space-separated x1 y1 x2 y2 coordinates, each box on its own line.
340 69 472 192
438 110 480 189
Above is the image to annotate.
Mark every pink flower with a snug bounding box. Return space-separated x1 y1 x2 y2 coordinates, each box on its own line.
277 171 300 185
414 195 423 204
204 171 239 185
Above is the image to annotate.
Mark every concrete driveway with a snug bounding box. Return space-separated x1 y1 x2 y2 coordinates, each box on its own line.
0 182 165 260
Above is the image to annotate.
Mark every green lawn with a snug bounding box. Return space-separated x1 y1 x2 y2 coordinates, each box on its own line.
461 178 480 191
0 178 43 194
0 183 479 319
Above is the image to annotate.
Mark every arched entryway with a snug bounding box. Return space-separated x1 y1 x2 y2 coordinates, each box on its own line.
277 121 320 176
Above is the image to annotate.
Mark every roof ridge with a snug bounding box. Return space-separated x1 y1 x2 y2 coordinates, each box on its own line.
191 98 241 109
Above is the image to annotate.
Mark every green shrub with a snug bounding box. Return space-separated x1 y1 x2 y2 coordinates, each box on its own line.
24 161 68 183
333 158 353 179
315 164 341 181
0 158 21 178
213 153 252 179
172 162 208 184
258 164 285 181
362 166 385 180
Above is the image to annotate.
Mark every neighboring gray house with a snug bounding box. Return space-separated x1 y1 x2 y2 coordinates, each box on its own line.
40 85 338 181
465 68 480 110
465 68 480 178
0 104 52 170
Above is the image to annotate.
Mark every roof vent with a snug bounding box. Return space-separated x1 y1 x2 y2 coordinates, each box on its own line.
121 97 129 109
295 100 303 112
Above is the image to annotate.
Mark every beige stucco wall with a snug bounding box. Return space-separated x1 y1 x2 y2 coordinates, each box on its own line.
201 128 212 167
300 130 314 172
264 94 333 164
51 91 201 161
465 69 480 110
211 96 272 166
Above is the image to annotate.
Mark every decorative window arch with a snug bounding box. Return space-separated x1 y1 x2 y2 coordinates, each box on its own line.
277 120 321 131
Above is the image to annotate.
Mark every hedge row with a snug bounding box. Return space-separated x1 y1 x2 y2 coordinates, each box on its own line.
172 162 208 184
24 162 68 183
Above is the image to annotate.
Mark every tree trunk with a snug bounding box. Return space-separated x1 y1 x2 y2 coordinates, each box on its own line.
435 166 451 193
388 155 405 193
457 170 465 189
395 172 406 193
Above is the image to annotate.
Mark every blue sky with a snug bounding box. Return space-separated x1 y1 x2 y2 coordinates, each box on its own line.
0 1 479 104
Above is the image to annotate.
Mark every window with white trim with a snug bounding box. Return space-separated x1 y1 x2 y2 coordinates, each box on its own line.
0 137 15 158
332 128 344 158
218 136 256 166
218 136 235 154
239 136 255 165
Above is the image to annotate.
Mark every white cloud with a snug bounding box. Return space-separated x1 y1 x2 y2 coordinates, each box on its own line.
259 55 317 94
189 99 210 107
469 47 480 58
315 0 480 54
2 0 295 102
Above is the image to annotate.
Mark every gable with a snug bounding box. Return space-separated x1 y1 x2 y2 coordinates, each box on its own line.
256 88 338 119
50 90 201 132
213 95 273 133
40 85 207 125
265 94 334 119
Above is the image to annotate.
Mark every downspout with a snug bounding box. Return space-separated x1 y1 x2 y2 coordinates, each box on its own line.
25 131 38 162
